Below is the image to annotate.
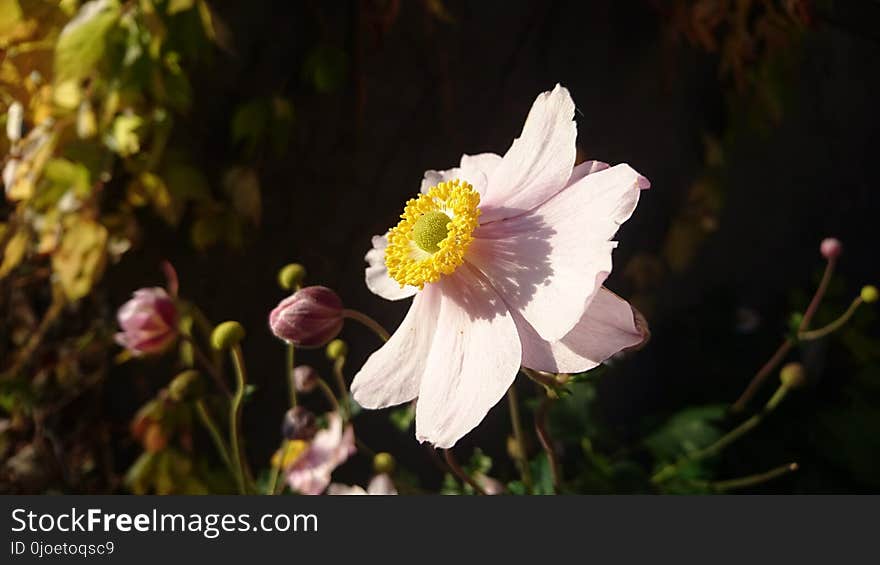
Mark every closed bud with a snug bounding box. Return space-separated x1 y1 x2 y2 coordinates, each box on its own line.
819 238 842 260
282 406 317 441
779 362 806 389
373 452 395 475
269 286 344 348
169 370 203 402
211 321 246 351
861 285 878 304
293 364 319 393
278 263 307 290
326 338 348 361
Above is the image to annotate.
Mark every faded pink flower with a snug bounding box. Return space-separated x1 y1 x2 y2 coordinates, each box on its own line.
351 84 650 448
327 473 398 496
115 288 178 356
286 413 355 495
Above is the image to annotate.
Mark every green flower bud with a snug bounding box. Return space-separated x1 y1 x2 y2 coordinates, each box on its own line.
779 362 806 389
168 370 203 402
373 452 395 475
278 263 307 290
861 285 878 304
325 338 348 361
211 321 246 350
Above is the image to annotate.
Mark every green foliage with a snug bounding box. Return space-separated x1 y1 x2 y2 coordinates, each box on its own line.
644 405 727 463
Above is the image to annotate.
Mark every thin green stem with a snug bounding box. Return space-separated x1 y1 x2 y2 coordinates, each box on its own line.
267 441 293 496
195 400 234 476
316 379 341 413
798 297 863 341
332 357 350 420
507 385 533 494
653 385 790 485
286 343 297 408
182 333 230 397
343 309 390 341
229 345 252 494
712 462 799 492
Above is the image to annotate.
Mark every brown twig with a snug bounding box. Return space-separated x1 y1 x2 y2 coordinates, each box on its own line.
535 397 561 493
443 449 486 496
730 338 793 412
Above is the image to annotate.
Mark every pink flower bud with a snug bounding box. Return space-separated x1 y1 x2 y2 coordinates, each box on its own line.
820 237 842 260
293 364 320 393
282 406 317 441
115 288 178 356
269 286 344 348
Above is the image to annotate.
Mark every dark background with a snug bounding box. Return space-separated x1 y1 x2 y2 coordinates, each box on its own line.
106 0 880 492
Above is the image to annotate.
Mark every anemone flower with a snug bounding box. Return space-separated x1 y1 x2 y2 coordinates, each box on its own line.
327 473 398 496
286 413 355 495
351 84 650 448
115 288 178 356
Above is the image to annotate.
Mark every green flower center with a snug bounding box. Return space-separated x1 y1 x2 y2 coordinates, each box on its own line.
412 211 451 254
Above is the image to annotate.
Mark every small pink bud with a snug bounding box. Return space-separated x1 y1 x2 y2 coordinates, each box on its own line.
819 237 842 260
115 288 178 356
282 406 317 441
293 365 320 393
269 286 344 348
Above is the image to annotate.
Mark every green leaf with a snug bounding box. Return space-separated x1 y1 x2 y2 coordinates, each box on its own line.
54 0 121 82
389 404 415 432
644 404 727 462
301 45 347 93
222 167 261 226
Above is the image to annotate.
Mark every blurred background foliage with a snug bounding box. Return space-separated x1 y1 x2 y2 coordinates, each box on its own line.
1 0 878 494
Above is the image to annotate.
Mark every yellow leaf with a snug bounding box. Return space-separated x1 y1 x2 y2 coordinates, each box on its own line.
0 229 28 278
51 218 108 301
54 0 121 83
167 0 194 15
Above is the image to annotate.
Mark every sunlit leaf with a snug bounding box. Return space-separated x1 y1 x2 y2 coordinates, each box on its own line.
54 0 121 82
0 230 29 278
51 217 108 300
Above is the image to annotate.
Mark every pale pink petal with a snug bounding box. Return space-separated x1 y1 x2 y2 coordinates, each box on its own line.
467 163 648 342
351 285 442 409
420 168 488 197
327 484 368 495
479 84 577 222
286 414 355 495
366 473 398 495
568 159 609 184
460 152 502 180
365 234 417 301
414 267 521 448
518 287 647 373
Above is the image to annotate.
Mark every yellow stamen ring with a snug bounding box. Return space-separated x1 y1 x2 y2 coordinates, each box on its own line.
385 179 481 289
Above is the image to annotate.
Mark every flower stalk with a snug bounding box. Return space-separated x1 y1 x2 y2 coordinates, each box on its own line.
507 384 533 493
343 309 390 341
653 383 791 485
444 449 486 496
229 344 253 494
534 396 561 493
286 343 297 408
